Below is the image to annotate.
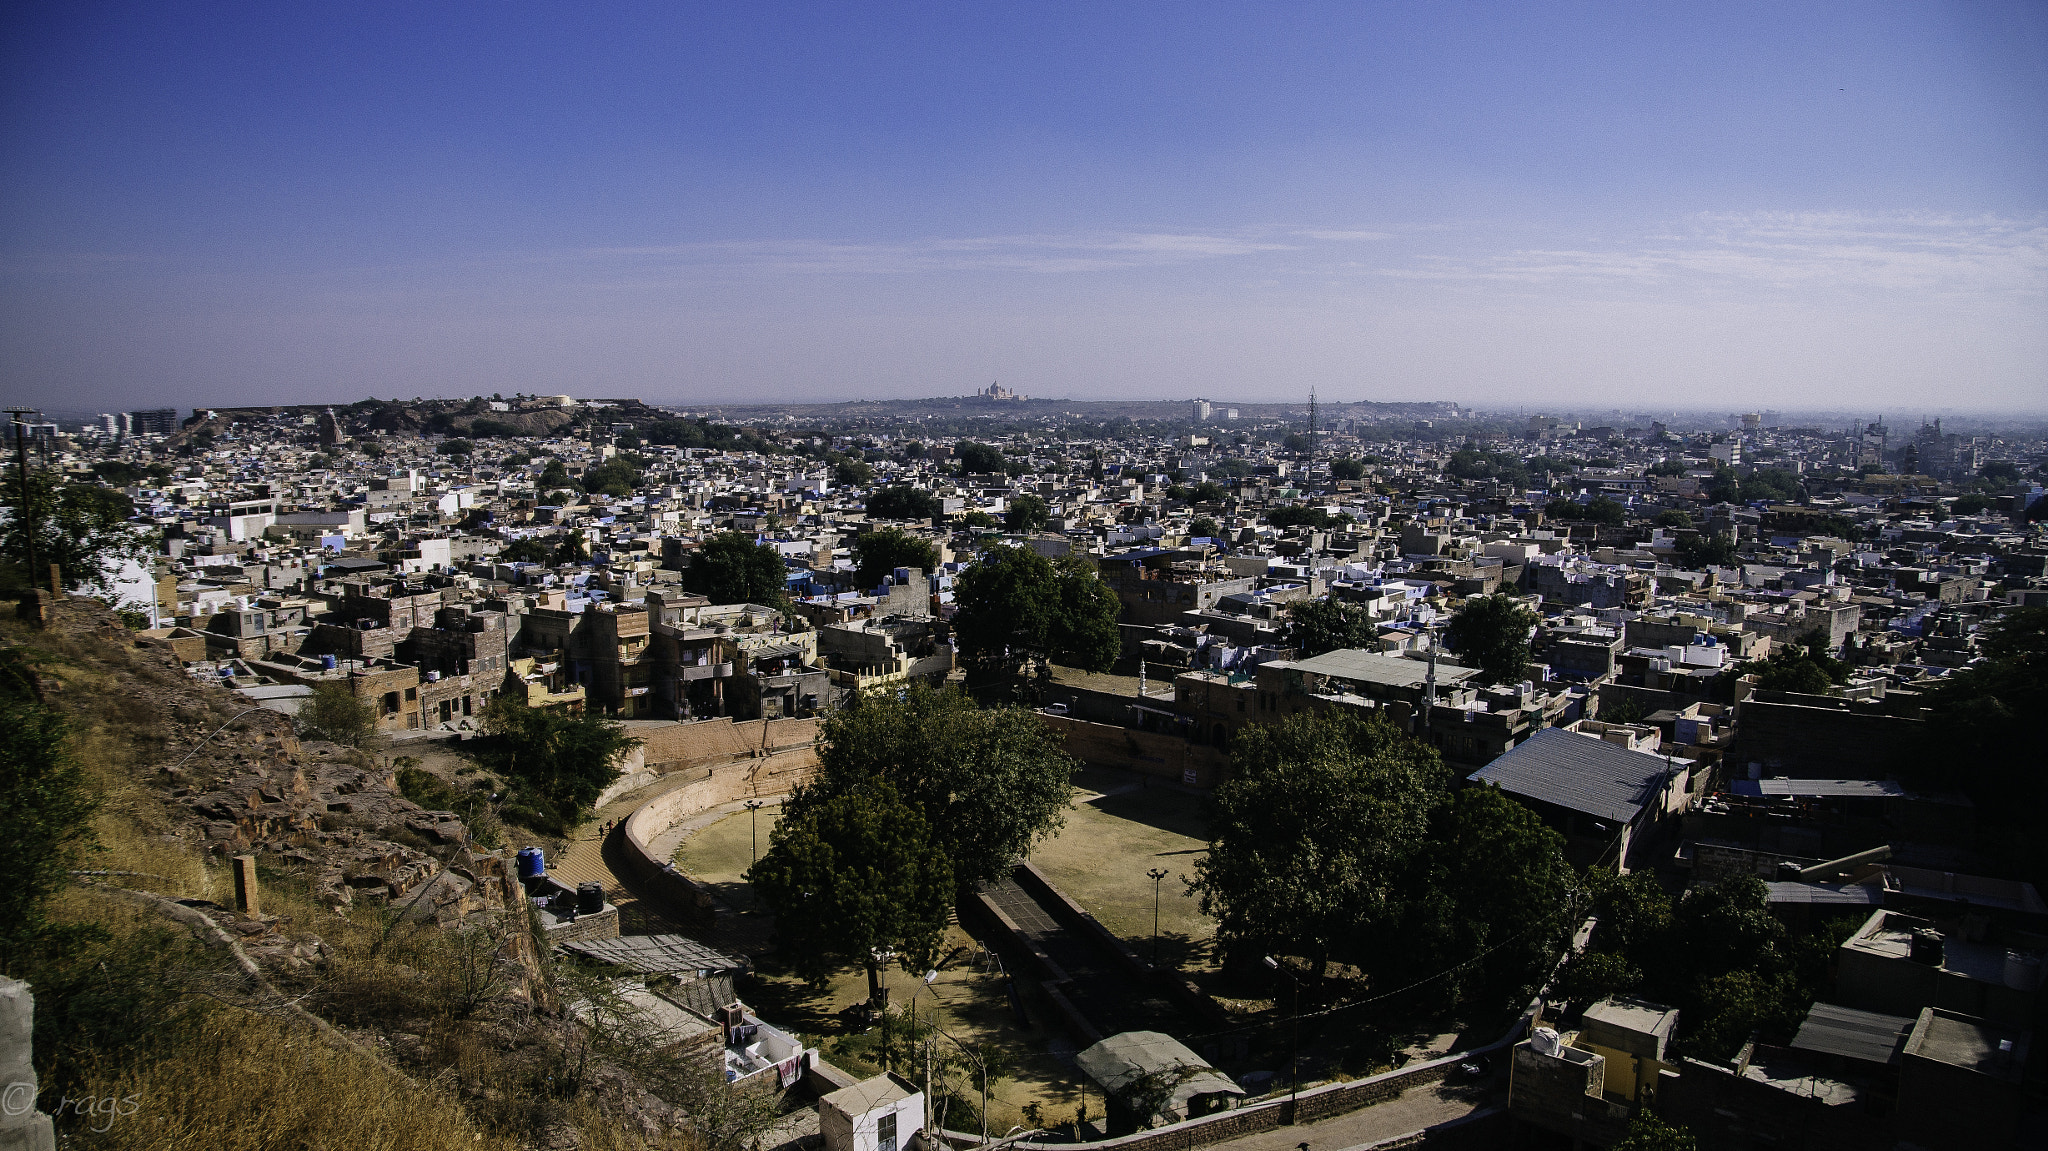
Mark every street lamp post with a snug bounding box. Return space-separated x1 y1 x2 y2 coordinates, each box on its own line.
745 799 765 864
1146 868 1169 966
1264 956 1301 1123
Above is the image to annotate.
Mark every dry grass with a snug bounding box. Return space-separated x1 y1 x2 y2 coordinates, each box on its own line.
9 609 709 1151
1027 767 1215 970
69 1007 518 1151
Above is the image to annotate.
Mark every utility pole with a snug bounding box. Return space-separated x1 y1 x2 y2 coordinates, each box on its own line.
1263 956 1301 1123
745 798 765 865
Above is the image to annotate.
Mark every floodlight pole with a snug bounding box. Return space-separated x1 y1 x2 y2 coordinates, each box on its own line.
1147 867 1169 966
745 798 765 864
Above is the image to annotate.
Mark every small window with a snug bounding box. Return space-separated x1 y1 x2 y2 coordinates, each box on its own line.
877 1111 898 1151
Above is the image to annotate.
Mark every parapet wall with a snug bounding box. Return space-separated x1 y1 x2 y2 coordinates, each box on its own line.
616 741 819 925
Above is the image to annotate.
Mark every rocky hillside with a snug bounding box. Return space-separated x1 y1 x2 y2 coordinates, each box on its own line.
4 598 715 1149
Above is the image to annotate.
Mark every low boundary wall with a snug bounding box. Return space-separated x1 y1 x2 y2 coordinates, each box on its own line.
616 741 819 926
928 1016 1527 1151
1009 863 1231 1030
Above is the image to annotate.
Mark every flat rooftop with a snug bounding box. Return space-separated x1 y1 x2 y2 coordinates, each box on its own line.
1844 914 2010 985
1275 648 1479 688
1905 1009 2028 1083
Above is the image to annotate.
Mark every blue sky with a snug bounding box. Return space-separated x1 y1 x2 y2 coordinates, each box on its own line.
3 2 2044 412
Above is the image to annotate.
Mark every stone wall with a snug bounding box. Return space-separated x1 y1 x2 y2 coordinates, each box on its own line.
616 744 819 925
1037 714 1229 788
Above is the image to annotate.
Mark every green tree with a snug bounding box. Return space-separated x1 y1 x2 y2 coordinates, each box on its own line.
867 485 943 521
951 546 1120 672
1006 493 1051 532
1329 458 1367 481
1193 710 1447 977
301 681 377 746
1266 505 1335 530
1747 629 1849 695
1554 950 1644 1007
834 458 875 487
498 536 553 564
0 698 98 971
1446 593 1538 685
537 458 571 490
1 471 155 598
1287 597 1376 657
748 781 954 1004
1584 868 1674 960
1613 1110 1698 1151
1579 496 1628 526
805 682 1075 889
1675 532 1738 568
1404 785 1573 1009
685 532 789 605
553 528 590 565
1653 510 1693 529
472 695 639 834
956 441 1006 475
852 527 939 591
1906 608 2048 891
1189 517 1221 539
435 438 473 457
579 458 642 497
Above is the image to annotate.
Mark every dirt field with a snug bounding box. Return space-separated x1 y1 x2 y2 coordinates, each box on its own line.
669 772 1228 1134
1027 766 1217 973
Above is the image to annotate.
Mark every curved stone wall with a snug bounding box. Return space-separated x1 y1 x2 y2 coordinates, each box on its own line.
616 748 816 926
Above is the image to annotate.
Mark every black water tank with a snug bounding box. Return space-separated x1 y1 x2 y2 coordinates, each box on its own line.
1909 928 1944 966
578 882 604 915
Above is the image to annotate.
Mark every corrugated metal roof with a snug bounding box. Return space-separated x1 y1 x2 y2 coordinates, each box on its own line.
1732 779 1908 799
1765 882 1885 906
561 934 748 976
1790 1002 1914 1066
1075 1032 1243 1112
1469 727 1671 824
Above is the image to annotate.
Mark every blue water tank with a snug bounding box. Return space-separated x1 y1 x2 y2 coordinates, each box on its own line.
516 847 546 880
321 654 338 670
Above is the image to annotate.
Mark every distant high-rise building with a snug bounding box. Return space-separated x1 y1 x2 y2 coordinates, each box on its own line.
96 413 119 436
129 408 180 436
1192 398 1213 424
317 407 343 447
1857 419 1888 470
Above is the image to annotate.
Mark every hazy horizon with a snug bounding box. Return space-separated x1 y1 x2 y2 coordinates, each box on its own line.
5 4 2044 414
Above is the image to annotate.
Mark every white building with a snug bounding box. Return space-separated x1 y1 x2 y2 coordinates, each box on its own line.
819 1073 924 1151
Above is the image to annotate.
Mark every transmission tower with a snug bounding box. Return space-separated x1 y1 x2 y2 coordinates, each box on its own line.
1306 388 1319 465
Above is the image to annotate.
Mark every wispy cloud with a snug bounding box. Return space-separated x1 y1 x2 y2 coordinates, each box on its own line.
577 230 1300 274
1293 229 1392 242
1375 212 2048 295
